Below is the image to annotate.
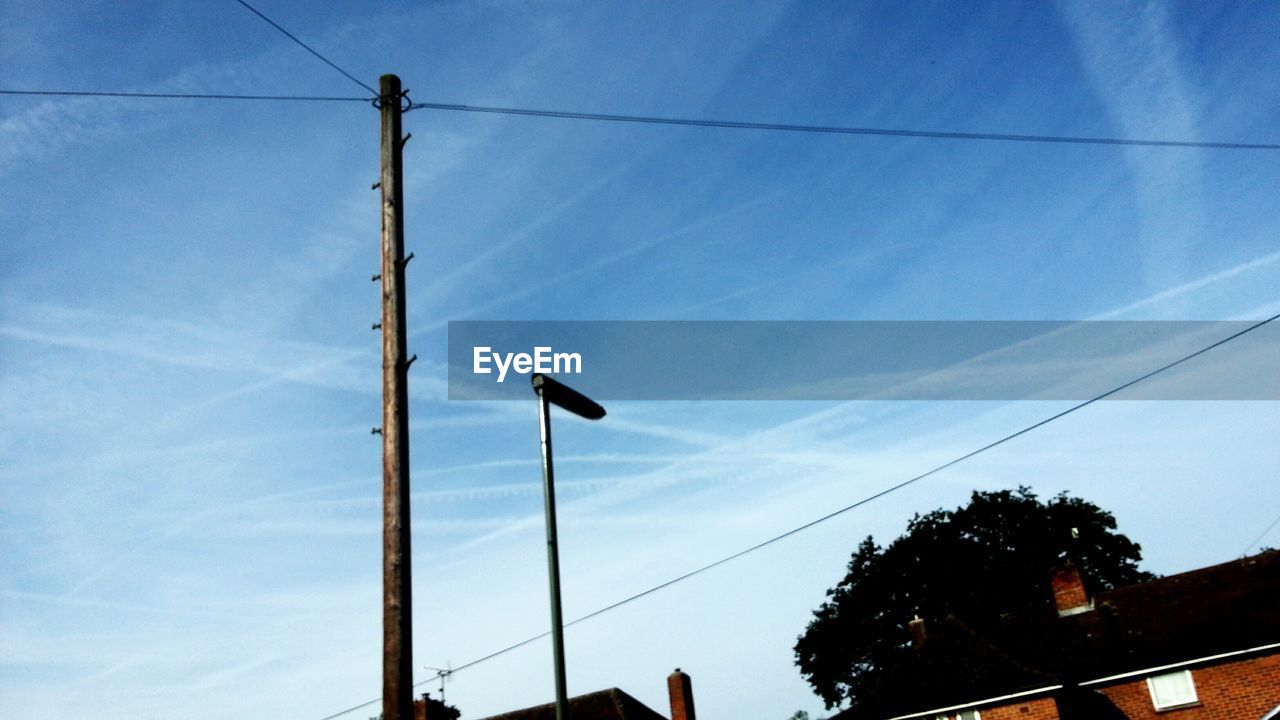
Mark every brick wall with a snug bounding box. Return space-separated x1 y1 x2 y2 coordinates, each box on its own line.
954 652 1279 720
981 696 1060 720
1096 652 1280 720
667 668 696 720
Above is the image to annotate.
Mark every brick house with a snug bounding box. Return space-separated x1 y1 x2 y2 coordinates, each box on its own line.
833 550 1280 720
456 669 697 720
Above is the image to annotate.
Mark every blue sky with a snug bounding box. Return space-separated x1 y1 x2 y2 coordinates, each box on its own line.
2 2 1279 720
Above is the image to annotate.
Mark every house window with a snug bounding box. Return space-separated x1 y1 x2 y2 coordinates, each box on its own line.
1147 669 1198 710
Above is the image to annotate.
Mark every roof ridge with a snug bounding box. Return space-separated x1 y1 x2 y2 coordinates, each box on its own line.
608 687 629 720
1107 548 1280 595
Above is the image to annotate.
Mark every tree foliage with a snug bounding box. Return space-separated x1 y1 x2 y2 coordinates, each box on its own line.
794 488 1152 710
422 694 462 720
369 693 461 720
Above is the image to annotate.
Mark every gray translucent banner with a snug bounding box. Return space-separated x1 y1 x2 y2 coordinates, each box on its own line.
447 321 1279 401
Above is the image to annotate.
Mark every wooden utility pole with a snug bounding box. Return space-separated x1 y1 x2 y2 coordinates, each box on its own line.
379 73 413 720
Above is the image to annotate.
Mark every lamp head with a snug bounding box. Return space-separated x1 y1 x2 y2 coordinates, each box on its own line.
532 374 606 420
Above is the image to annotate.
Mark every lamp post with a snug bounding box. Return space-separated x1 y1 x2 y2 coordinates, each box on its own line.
532 373 605 720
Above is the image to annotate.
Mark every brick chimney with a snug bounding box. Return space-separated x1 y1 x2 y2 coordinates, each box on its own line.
908 615 927 649
667 668 696 720
1051 563 1093 616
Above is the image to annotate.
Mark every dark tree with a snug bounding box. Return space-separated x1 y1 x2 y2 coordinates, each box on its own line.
418 694 461 720
371 693 461 720
794 488 1152 710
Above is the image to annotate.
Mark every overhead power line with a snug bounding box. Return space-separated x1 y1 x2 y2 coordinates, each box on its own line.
231 0 378 97
1241 510 1280 556
317 312 1280 720
4 85 1277 151
410 101 1280 150
0 89 368 102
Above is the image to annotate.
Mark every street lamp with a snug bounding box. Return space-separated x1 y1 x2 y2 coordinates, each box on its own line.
531 373 605 720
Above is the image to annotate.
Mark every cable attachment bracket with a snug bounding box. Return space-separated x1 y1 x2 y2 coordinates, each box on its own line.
372 88 413 113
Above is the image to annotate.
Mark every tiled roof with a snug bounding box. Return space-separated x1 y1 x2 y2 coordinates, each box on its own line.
477 688 668 720
1077 549 1280 674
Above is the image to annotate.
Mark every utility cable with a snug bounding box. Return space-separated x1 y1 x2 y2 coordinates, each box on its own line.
0 89 368 102
5 86 1277 151
231 0 378 97
1241 510 1280 556
409 101 1280 150
317 312 1279 720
